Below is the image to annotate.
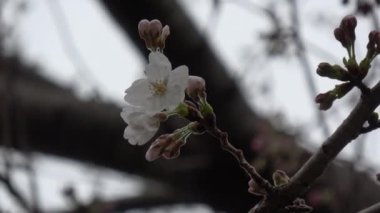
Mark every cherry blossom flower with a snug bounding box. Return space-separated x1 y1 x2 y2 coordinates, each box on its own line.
124 52 189 112
120 105 160 145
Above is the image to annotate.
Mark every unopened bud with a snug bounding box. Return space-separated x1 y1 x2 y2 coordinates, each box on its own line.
340 15 357 42
145 134 172 162
137 19 170 51
334 16 357 48
186 75 206 100
315 91 336 110
248 179 267 196
149 20 163 38
317 63 349 81
272 170 290 187
334 28 349 48
367 30 380 58
145 133 186 161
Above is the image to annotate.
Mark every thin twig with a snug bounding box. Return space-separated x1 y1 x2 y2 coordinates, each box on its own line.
207 127 273 194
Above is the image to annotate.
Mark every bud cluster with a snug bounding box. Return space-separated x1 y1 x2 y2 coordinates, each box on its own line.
138 19 170 51
315 15 375 111
334 15 357 52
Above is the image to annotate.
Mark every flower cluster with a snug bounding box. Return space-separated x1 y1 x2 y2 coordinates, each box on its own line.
121 19 211 161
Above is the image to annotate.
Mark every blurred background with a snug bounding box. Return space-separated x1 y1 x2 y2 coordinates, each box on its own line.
1 0 380 212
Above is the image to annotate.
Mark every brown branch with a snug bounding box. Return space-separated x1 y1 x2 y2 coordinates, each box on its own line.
254 80 380 212
358 202 380 213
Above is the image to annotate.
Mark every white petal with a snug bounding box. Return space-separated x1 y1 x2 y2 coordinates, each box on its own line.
124 79 152 107
146 95 167 112
124 124 158 145
145 52 172 82
164 85 186 110
168 65 189 91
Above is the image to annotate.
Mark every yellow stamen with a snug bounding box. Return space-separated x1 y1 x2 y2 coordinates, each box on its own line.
150 81 167 96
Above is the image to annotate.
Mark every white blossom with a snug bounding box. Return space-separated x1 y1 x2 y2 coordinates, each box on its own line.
124 52 189 112
120 105 160 145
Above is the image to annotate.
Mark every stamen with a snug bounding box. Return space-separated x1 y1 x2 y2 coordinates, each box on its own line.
150 81 167 96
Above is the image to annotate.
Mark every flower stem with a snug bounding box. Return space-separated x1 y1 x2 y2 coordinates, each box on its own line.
207 127 273 194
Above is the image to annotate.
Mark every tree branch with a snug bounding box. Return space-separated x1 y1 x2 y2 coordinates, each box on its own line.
255 80 380 212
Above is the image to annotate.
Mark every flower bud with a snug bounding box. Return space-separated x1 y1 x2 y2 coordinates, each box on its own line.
334 16 357 48
334 28 348 48
137 19 170 51
138 19 150 37
316 63 349 81
272 170 290 187
367 30 380 58
145 134 172 162
248 179 267 196
162 138 185 160
186 75 206 100
315 91 336 110
145 133 186 161
149 19 163 38
340 15 357 42
145 123 195 161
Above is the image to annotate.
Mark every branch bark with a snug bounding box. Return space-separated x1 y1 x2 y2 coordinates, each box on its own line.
255 81 380 212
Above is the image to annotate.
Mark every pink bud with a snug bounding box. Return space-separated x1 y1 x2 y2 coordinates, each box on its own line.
161 25 170 38
162 139 185 159
186 76 206 99
145 134 171 162
149 19 163 38
248 179 267 196
138 19 150 39
145 133 187 161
